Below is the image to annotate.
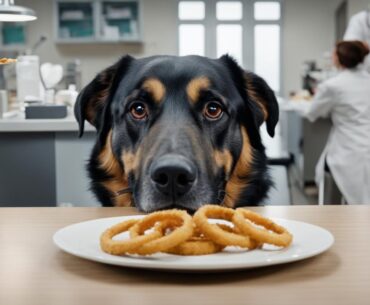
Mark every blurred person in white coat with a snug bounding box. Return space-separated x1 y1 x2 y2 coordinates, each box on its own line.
305 41 370 204
344 9 370 71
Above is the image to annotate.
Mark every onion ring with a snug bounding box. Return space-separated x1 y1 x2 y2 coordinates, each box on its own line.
165 224 231 256
129 210 193 255
100 219 163 255
165 238 223 255
193 205 258 248
233 208 293 247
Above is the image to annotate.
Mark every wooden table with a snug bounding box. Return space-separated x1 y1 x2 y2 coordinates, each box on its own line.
0 206 369 305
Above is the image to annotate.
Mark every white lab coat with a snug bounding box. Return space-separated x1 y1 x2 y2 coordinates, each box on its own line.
344 11 370 72
305 68 370 204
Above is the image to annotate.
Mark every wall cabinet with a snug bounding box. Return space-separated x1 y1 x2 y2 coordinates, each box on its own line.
54 0 142 44
0 22 26 51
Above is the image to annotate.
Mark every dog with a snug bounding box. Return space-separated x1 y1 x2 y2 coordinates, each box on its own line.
75 54 279 212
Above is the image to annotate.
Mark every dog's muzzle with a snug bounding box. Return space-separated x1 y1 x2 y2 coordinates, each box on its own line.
150 154 196 200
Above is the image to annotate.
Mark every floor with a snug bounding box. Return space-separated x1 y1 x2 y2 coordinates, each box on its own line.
288 164 318 205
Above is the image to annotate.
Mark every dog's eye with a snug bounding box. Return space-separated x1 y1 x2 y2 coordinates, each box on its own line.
203 102 223 120
130 102 148 120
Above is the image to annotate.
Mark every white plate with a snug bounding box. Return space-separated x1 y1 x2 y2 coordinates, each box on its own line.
53 215 334 272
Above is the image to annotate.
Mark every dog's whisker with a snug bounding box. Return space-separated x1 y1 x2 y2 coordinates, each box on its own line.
115 188 132 197
217 189 235 207
216 189 228 205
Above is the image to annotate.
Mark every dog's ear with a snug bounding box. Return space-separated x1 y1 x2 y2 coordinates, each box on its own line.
220 55 279 137
74 55 134 137
244 71 279 137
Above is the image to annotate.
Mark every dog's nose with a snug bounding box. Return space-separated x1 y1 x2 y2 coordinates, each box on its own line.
150 154 196 199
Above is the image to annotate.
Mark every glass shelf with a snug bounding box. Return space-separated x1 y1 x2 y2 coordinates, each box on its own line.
101 1 140 40
55 0 142 44
57 2 95 40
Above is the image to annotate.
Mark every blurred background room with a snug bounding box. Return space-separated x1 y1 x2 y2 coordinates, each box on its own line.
0 0 369 207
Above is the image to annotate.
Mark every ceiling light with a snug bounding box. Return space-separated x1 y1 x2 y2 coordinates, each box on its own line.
0 0 37 22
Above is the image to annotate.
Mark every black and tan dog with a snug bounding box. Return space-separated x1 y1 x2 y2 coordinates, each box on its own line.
75 54 279 212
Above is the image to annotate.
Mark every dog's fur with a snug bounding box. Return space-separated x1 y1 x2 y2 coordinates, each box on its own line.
75 55 279 212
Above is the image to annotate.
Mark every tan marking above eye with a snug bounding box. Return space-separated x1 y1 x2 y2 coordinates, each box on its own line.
141 78 166 104
223 127 253 208
186 77 211 104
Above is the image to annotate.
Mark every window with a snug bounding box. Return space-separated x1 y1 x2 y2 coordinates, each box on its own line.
178 1 205 56
217 24 243 65
255 25 280 91
254 2 281 20
216 1 243 20
179 1 205 20
178 0 283 94
216 1 243 65
179 24 205 56
254 2 281 92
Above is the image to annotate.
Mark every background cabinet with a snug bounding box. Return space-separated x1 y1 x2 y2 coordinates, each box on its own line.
57 1 95 41
54 0 142 43
0 131 100 207
0 22 26 51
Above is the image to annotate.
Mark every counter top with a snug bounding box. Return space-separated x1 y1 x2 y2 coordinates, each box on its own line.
0 110 95 132
0 111 289 161
0 98 290 133
279 99 311 113
0 205 369 305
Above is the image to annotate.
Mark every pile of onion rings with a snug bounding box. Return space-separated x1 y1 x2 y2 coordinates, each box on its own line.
100 205 293 256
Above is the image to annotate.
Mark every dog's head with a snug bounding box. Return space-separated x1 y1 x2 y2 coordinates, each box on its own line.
75 55 278 212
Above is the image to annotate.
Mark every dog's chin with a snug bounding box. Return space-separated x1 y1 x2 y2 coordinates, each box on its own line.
154 204 199 215
134 192 216 213
133 179 220 213
135 199 206 214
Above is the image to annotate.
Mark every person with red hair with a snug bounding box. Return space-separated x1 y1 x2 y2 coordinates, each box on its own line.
304 41 370 204
344 10 370 72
